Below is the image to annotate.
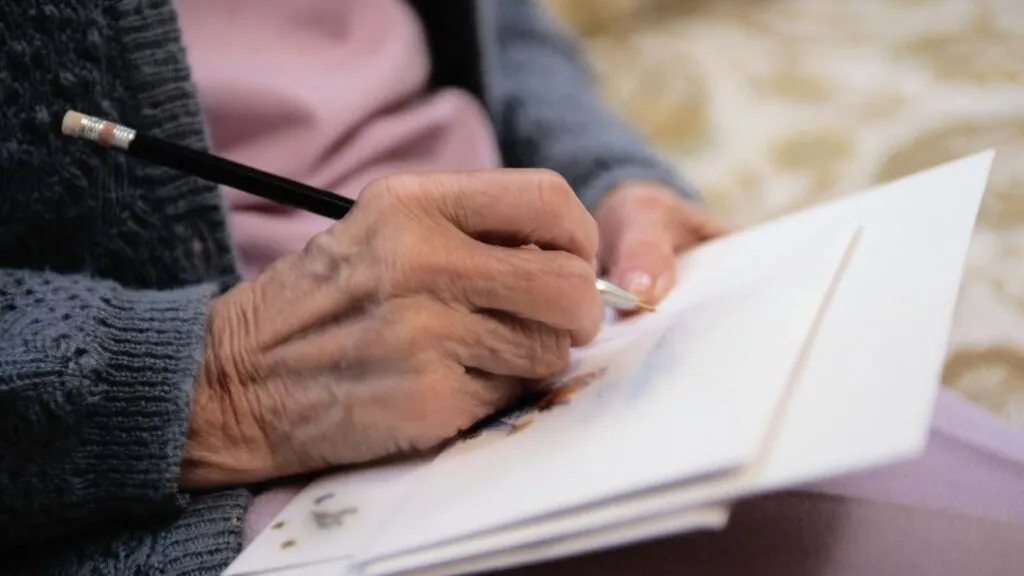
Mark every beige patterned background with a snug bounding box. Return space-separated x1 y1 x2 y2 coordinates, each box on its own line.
543 0 1024 428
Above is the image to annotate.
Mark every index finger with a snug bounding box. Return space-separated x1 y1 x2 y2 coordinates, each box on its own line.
397 169 600 263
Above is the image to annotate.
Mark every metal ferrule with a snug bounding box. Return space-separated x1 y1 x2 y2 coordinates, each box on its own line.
109 124 136 149
76 114 136 149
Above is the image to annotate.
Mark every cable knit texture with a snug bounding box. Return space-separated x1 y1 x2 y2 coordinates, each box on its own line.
0 0 695 574
0 0 248 574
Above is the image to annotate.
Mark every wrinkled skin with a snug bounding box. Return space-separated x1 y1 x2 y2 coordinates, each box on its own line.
182 170 605 488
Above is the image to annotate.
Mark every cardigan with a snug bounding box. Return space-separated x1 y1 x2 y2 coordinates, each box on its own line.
0 0 696 573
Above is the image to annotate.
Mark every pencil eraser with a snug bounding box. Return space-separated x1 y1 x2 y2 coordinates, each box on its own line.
61 110 84 137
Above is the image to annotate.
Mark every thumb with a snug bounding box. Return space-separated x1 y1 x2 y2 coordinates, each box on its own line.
606 232 679 306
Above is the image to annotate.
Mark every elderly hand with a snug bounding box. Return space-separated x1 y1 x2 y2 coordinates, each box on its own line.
594 181 730 309
182 170 604 488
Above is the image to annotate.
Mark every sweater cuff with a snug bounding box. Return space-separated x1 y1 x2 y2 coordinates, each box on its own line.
160 488 252 575
79 282 218 513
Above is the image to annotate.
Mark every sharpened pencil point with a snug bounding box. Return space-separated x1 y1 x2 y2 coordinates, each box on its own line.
635 302 656 313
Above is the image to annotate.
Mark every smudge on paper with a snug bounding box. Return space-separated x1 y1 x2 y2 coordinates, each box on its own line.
452 367 609 447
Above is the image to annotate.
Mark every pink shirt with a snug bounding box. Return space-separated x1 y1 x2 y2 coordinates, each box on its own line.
173 0 502 543
175 0 502 279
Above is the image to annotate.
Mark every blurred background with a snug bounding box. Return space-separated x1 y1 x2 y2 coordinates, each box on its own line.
543 0 1024 428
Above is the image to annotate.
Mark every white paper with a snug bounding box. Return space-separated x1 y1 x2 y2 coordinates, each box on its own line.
384 506 730 576
355 224 857 567
369 150 994 573
757 150 993 487
229 219 850 576
226 150 994 576
227 458 429 576
354 223 858 574
239 507 728 576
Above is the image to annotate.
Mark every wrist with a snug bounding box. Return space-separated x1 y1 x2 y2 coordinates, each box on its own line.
180 288 272 489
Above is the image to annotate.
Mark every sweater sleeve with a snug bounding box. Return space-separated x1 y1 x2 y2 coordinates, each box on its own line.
491 0 703 211
6 489 252 576
0 268 216 546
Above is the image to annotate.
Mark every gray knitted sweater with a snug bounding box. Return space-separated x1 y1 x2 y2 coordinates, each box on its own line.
0 0 696 574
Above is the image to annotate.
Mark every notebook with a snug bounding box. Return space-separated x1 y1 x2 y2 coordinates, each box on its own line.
224 150 995 576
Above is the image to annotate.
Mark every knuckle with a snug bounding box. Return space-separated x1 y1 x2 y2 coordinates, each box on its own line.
530 169 597 257
530 167 570 192
531 169 575 214
362 174 433 219
355 176 399 217
360 174 400 204
301 230 342 271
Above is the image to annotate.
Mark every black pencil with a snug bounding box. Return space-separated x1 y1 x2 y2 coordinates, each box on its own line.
59 110 355 220
58 109 653 312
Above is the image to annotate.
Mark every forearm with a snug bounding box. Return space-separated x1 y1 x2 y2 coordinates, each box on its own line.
0 269 216 545
492 0 702 211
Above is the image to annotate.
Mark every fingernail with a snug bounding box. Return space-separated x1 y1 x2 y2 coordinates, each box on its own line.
622 271 653 300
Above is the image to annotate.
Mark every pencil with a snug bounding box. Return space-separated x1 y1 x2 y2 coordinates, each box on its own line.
59 110 654 313
60 110 354 220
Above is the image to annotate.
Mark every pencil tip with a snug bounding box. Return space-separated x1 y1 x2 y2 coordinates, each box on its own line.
635 302 656 313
